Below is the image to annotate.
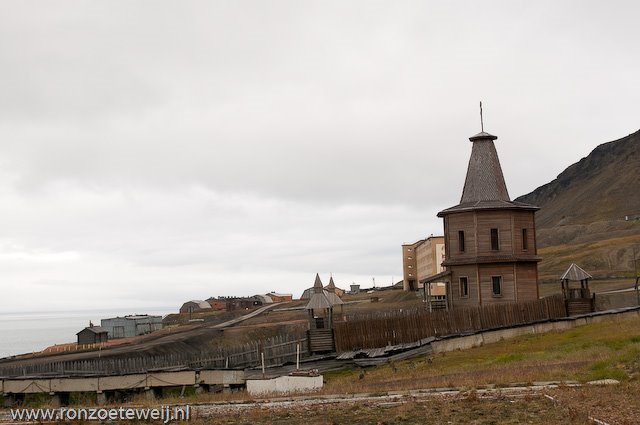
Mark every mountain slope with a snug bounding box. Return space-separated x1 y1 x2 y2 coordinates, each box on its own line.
515 129 640 280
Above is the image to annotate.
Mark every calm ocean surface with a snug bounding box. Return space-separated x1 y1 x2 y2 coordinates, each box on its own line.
0 308 173 358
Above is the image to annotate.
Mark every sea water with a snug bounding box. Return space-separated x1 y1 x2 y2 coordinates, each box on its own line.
0 308 172 358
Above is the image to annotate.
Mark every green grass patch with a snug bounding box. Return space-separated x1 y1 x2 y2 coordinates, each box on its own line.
492 353 525 364
324 314 640 393
587 360 627 381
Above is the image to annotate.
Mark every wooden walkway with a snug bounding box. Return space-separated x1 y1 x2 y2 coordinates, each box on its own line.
212 303 282 329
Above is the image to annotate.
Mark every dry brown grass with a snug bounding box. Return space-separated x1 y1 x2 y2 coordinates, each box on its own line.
186 395 584 425
323 314 640 394
547 380 640 425
538 233 640 281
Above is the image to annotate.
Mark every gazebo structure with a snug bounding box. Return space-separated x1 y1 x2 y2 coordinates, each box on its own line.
560 263 594 315
305 274 336 353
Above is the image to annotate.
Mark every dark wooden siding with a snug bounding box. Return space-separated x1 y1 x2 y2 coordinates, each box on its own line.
450 265 479 308
476 212 513 255
446 212 477 259
512 211 536 255
516 262 539 301
77 329 107 345
479 263 515 304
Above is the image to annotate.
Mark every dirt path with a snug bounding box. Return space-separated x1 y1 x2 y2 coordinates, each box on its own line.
211 303 282 329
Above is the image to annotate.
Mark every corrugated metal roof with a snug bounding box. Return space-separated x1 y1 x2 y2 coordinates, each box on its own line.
561 263 593 281
183 300 212 309
253 294 273 304
300 287 323 300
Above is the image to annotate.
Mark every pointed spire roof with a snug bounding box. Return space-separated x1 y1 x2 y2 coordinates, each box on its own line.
561 263 592 281
306 273 333 310
327 276 336 290
461 131 510 203
438 130 538 216
313 273 324 294
325 276 343 305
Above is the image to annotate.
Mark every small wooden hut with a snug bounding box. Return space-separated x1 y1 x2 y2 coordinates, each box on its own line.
305 274 335 353
561 263 594 315
76 324 108 345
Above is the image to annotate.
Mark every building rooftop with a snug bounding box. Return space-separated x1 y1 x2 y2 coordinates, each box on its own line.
326 276 344 305
561 263 593 281
182 300 212 309
305 273 334 310
76 326 107 335
438 131 538 216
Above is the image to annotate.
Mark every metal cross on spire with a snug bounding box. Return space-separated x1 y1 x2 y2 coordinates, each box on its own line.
480 101 484 132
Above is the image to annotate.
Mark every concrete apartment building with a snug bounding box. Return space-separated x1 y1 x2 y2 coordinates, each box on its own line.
402 236 445 291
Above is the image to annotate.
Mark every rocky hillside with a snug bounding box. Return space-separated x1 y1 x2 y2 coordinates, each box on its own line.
515 129 640 280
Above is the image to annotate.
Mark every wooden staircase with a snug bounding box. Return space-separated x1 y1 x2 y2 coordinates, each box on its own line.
307 329 335 353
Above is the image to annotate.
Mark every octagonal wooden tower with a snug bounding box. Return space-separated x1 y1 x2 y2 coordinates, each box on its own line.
437 131 541 307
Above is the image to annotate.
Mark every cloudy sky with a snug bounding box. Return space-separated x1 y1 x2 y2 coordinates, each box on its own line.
0 1 638 313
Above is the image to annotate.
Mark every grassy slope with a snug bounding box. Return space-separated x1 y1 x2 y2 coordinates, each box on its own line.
537 233 640 281
515 130 640 280
324 314 640 392
5 313 640 423
133 313 640 424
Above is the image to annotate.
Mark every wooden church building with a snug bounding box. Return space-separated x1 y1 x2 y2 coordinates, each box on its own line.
428 129 541 307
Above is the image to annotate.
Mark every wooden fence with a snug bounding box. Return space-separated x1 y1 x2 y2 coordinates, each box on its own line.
0 333 308 378
334 295 567 352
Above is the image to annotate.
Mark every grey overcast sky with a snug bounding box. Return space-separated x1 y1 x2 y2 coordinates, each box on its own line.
0 1 638 313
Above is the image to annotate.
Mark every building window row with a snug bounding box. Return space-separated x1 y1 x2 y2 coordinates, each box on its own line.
458 276 502 298
456 228 531 253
